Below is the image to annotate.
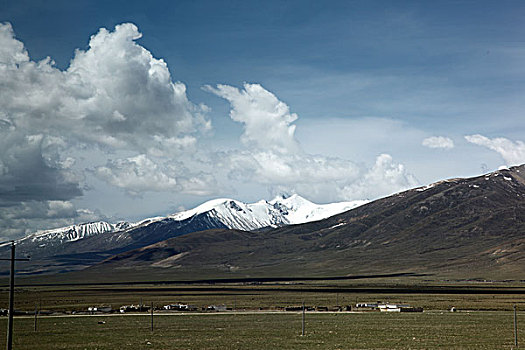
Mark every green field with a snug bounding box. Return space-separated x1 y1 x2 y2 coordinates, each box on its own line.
2 311 523 349
1 279 525 349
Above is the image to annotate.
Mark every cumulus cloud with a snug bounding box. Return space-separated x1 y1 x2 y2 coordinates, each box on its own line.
422 136 454 150
1 22 210 154
205 83 300 154
0 22 212 237
66 23 210 151
92 153 220 197
0 22 419 238
93 155 178 196
465 134 525 166
207 83 417 202
340 154 419 200
226 151 358 185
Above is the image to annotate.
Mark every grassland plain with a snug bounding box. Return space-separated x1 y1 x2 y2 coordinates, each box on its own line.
1 311 524 349
3 279 525 312
1 280 525 349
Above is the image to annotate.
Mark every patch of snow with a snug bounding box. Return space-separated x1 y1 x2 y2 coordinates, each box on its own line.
416 183 436 192
329 222 347 229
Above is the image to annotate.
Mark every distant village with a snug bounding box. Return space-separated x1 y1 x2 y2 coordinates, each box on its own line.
0 300 427 316
0 301 424 316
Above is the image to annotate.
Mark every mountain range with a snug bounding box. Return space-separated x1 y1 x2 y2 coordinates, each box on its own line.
79 164 525 281
7 165 525 281
6 195 366 275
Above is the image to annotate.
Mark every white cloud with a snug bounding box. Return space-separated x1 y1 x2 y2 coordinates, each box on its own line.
208 83 418 203
422 136 454 150
205 83 300 154
66 23 211 152
176 173 219 196
0 22 212 237
93 155 178 196
227 150 360 184
93 154 220 197
0 22 420 238
465 134 525 166
1 22 210 154
0 23 28 65
340 154 419 200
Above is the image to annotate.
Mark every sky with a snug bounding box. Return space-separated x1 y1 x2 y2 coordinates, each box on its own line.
1 0 525 239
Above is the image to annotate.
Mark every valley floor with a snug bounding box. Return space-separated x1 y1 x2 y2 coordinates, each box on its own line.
0 278 525 348
2 311 523 349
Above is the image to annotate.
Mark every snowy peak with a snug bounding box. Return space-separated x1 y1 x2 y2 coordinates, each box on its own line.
169 197 288 231
270 194 368 224
20 195 368 246
25 221 122 244
169 198 245 221
269 193 311 207
170 194 368 230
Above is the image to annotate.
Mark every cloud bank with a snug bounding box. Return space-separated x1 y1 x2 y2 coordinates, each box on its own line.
207 83 418 201
1 22 420 238
0 22 211 237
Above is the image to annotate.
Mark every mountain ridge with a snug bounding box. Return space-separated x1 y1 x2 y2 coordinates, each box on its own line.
80 165 525 281
6 194 366 275
22 194 366 245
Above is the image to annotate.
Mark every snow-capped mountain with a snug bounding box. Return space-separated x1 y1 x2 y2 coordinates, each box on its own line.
25 221 132 245
168 194 368 231
11 195 367 274
21 194 365 246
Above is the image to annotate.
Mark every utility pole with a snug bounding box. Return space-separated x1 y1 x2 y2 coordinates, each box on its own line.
150 302 154 332
6 242 15 350
1 241 30 350
34 303 38 332
514 304 518 348
301 301 305 336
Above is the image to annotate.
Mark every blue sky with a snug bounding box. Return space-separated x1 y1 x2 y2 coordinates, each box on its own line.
1 0 525 238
